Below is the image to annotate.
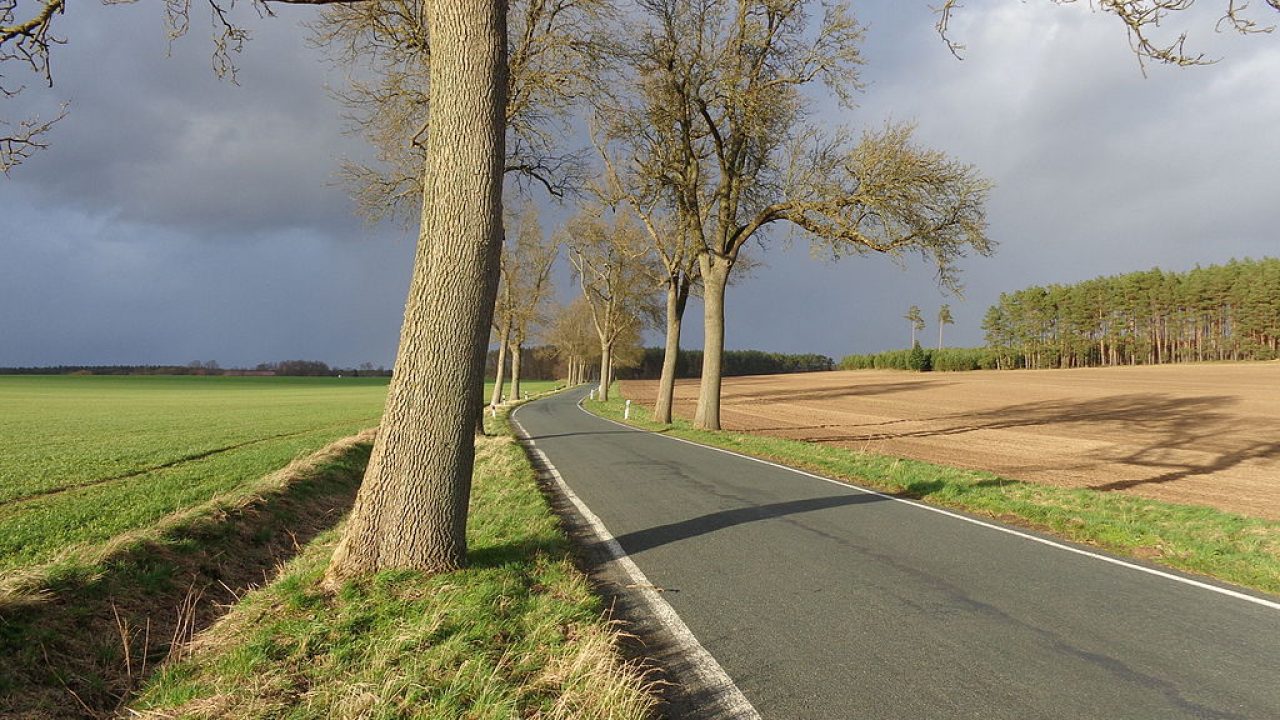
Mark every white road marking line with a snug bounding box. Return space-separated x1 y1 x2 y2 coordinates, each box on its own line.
575 396 1280 613
510 407 762 720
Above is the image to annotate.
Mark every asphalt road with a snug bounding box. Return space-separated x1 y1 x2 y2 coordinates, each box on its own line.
512 388 1280 719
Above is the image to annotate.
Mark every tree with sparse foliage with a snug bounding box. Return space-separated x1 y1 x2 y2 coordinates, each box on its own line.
310 0 609 219
565 206 659 402
591 124 702 425
906 305 926 346
548 296 601 386
618 0 993 430
937 304 954 350
491 203 558 406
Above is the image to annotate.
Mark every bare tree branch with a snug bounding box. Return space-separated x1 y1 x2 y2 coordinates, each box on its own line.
0 100 63 172
936 0 1279 71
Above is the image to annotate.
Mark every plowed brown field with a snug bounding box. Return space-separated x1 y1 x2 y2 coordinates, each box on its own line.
618 363 1280 519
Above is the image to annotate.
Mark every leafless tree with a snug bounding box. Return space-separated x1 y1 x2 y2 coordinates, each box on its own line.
621 0 991 430
548 295 601 386
591 115 704 423
326 0 509 580
309 0 609 222
491 202 558 406
938 0 1280 72
565 205 660 401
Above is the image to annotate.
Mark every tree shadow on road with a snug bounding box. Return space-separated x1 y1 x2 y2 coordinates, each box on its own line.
611 492 888 554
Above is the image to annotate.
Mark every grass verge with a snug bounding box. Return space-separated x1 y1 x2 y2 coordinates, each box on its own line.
128 407 656 719
0 430 376 719
586 393 1280 596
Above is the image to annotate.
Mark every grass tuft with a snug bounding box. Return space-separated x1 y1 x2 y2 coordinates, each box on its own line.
587 393 1280 596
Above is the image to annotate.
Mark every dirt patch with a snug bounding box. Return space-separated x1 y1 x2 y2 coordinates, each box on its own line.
620 364 1280 520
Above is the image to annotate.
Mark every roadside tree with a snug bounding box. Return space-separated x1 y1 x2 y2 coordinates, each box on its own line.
592 128 702 424
620 0 992 430
492 204 558 405
565 206 659 401
548 296 601 386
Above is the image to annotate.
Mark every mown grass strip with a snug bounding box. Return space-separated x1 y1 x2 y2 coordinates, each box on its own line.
587 394 1280 596
129 407 656 720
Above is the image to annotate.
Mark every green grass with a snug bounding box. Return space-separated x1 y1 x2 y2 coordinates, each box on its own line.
0 375 559 575
130 409 655 720
1 431 377 718
587 393 1280 596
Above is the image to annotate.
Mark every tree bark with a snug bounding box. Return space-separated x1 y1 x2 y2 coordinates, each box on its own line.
510 340 523 401
326 0 507 582
490 325 508 406
694 255 731 430
598 340 613 401
654 279 689 424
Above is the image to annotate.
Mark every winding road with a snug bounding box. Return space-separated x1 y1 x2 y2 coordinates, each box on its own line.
512 388 1279 719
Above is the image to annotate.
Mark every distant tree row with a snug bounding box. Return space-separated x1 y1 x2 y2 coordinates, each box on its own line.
619 349 834 380
841 346 997 372
983 258 1280 369
0 361 392 377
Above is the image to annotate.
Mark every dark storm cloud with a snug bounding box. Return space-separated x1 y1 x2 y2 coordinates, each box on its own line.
708 1 1280 358
2 0 1277 367
5 2 366 239
0 3 415 368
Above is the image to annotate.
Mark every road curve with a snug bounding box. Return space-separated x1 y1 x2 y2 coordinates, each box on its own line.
513 388 1280 719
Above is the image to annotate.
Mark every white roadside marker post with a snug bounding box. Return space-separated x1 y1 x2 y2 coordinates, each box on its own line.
625 399 631 420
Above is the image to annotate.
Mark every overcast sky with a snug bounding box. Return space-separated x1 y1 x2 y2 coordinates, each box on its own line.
1 1 1276 368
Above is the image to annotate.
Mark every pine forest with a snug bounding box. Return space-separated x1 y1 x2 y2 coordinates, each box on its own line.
982 258 1280 369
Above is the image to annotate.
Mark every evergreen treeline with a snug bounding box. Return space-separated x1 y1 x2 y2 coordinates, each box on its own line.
983 258 1280 369
619 348 834 379
841 346 997 372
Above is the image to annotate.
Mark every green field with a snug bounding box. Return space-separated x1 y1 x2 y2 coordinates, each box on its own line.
0 375 557 575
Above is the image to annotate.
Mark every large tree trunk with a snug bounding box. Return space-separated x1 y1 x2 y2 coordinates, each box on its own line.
598 340 613 401
694 255 731 430
326 0 507 582
490 325 508 406
654 279 689 424
510 340 523 401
